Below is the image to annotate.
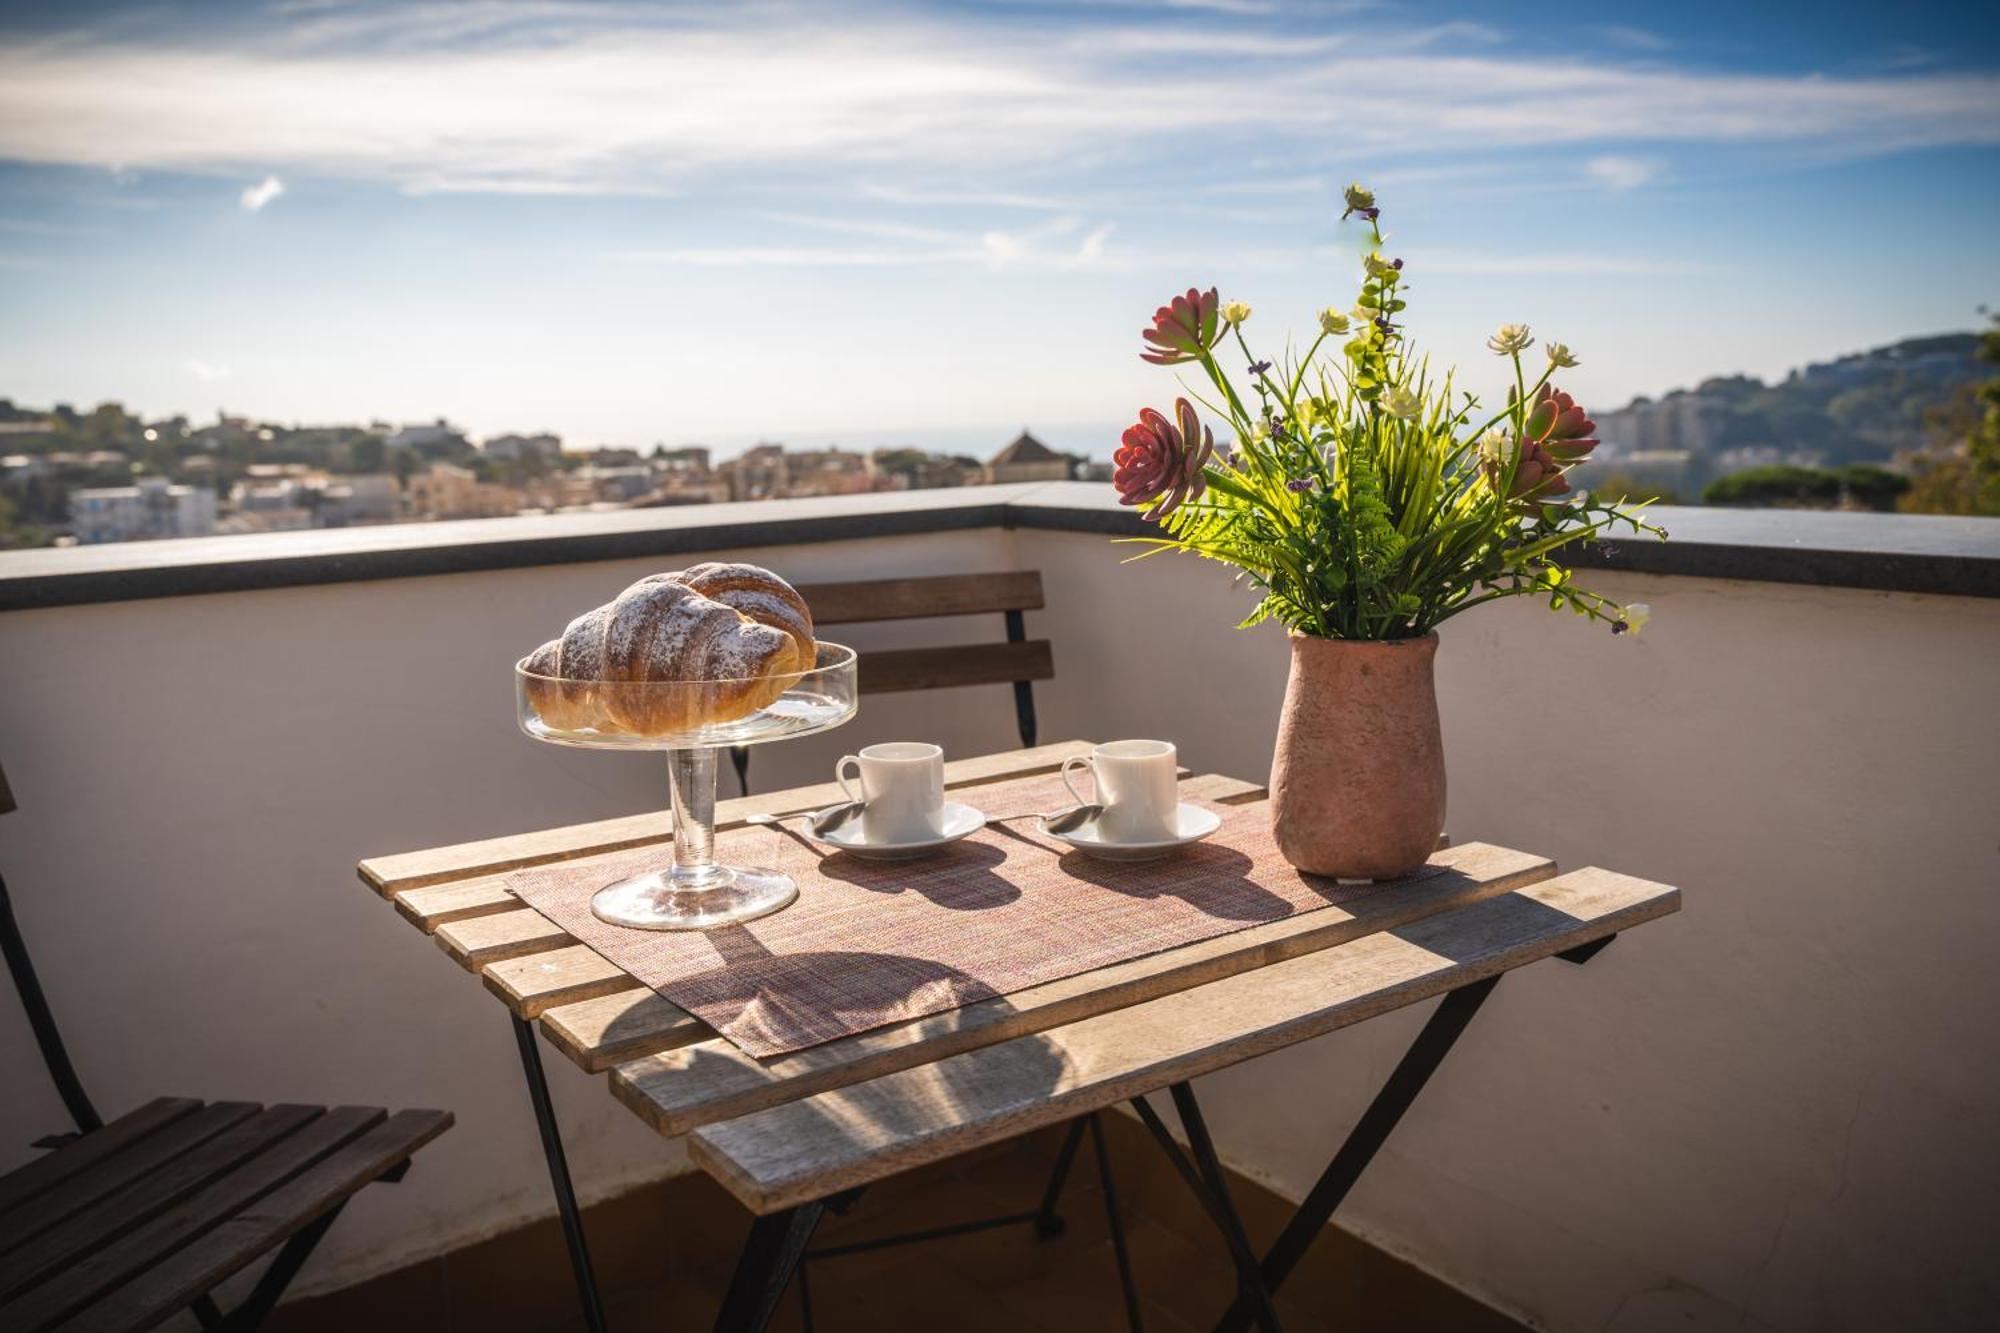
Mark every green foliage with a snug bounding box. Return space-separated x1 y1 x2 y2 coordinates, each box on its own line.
1587 471 1681 506
1701 463 1911 510
1122 193 1661 641
1898 315 2000 516
1703 465 1841 507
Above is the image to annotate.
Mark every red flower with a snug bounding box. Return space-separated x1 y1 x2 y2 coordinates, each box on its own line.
1116 398 1214 518
1482 432 1573 510
1523 384 1598 464
1141 287 1221 365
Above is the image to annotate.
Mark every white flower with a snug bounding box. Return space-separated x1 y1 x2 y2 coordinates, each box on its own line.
1318 308 1351 336
1383 387 1421 420
1545 342 1580 369
1222 300 1252 327
1478 429 1513 466
1487 323 1534 356
1615 603 1652 636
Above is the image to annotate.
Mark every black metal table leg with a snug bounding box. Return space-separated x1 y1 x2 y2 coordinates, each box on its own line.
511 1014 608 1333
1036 1115 1090 1237
1170 1084 1285 1332
1088 1112 1147 1333
1131 1093 1281 1332
714 1201 825 1333
1210 975 1500 1333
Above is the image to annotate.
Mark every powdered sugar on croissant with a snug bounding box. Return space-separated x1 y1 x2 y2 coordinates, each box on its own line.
523 564 816 735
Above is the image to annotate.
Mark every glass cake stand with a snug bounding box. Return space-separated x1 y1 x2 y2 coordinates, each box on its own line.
515 642 858 930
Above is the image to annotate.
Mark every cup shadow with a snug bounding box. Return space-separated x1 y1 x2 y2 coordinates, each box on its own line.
814 839 1021 911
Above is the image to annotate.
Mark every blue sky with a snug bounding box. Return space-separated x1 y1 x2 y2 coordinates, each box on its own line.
1 0 1996 459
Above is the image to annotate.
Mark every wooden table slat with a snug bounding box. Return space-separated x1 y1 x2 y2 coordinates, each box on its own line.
434 910 574 971
0 1100 201 1221
484 945 642 1018
538 989 711 1073
688 866 1680 1214
361 740 1101 897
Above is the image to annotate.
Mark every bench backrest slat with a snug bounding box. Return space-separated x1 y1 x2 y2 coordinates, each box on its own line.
798 572 1043 626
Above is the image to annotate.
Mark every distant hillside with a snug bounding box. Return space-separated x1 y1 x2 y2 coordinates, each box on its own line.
1591 333 1984 492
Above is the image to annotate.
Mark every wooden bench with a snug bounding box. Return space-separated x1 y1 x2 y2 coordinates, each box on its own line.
731 570 1054 793
0 761 453 1332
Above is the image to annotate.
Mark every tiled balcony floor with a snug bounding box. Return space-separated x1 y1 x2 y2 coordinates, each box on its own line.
270 1115 1524 1332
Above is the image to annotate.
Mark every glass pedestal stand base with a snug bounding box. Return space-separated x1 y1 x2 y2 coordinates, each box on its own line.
518 640 858 933
590 865 797 931
589 746 796 932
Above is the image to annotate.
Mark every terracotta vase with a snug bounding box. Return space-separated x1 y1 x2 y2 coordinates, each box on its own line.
1269 632 1446 880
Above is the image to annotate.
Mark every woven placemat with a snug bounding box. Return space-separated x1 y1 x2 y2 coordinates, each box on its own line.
509 772 1373 1057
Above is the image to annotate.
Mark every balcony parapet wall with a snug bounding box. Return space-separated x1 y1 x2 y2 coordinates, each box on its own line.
4 482 1996 611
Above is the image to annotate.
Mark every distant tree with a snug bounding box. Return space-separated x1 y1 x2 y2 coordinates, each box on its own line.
1899 314 2000 516
1836 464 1910 511
1586 471 1681 506
1703 465 1843 507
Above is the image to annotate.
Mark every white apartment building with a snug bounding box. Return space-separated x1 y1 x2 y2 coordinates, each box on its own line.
70 478 218 544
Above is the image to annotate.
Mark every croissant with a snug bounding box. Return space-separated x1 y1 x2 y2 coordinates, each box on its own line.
523 563 815 735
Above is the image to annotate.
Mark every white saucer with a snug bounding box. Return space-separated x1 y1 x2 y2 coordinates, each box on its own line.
813 801 988 860
1040 803 1223 862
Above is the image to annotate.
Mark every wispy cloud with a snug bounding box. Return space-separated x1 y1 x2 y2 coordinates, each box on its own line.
239 174 285 211
625 212 1123 270
0 8 1993 202
1586 155 1664 190
186 357 232 382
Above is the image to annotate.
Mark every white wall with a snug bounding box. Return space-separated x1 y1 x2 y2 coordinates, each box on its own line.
0 529 1033 1294
3 524 1996 1331
1020 527 2000 1333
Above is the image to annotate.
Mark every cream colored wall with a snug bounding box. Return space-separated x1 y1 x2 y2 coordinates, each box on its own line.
0 529 1036 1295
1019 527 2000 1333
2 525 1995 1331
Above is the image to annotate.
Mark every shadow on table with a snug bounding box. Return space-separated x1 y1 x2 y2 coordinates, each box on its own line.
813 840 1020 911
663 937 1006 1054
1386 888 1589 964
1042 842 1324 922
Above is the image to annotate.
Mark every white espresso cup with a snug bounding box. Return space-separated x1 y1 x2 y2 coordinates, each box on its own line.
1061 739 1179 843
836 742 946 844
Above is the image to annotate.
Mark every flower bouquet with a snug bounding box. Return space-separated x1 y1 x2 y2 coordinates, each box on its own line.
1116 185 1663 878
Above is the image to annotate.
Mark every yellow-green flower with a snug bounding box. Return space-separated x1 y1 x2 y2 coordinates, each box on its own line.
1318 308 1350 336
1545 342 1580 369
1364 251 1399 281
1341 183 1376 218
1383 386 1421 420
1221 300 1252 327
1487 323 1534 356
1612 603 1652 636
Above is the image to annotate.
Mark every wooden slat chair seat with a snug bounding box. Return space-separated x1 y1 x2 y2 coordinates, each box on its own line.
732 571 1053 793
0 1101 451 1333
0 761 453 1331
686 867 1679 1215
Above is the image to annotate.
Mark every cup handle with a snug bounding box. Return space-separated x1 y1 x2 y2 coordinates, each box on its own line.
835 755 867 806
1060 755 1094 808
